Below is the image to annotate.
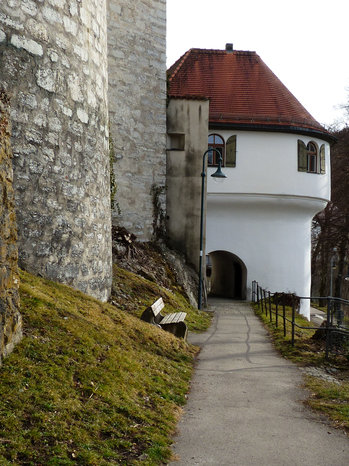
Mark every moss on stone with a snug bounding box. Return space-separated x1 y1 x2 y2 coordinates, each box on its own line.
0 90 21 363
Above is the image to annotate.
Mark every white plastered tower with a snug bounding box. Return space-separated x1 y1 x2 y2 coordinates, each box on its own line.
206 131 331 319
167 47 333 319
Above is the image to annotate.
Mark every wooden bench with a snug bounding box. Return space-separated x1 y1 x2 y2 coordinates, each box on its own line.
140 297 187 339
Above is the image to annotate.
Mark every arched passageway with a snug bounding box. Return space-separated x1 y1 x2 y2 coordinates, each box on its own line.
207 250 247 300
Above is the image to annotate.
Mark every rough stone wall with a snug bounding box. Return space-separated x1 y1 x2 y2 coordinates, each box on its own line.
0 91 22 364
0 0 112 301
108 0 167 240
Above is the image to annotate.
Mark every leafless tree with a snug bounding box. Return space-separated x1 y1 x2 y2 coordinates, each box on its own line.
312 124 349 302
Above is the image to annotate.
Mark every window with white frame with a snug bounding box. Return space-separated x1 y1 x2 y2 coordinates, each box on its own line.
298 140 325 174
208 134 237 167
208 134 224 166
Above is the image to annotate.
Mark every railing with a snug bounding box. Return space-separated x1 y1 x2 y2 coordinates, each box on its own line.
251 281 349 359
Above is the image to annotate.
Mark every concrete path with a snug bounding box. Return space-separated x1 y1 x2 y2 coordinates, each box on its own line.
310 306 326 327
170 300 348 465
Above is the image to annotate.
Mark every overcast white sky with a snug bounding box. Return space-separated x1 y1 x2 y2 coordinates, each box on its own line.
167 0 349 128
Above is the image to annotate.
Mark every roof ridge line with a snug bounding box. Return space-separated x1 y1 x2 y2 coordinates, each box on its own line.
189 48 257 55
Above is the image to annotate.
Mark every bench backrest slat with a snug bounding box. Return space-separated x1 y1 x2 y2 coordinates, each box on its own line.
151 297 164 316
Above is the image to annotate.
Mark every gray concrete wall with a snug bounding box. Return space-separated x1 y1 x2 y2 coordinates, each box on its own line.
107 0 167 240
0 91 22 364
166 98 209 270
0 0 112 301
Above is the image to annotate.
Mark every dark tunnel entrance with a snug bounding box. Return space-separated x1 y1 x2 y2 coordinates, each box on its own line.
206 250 247 300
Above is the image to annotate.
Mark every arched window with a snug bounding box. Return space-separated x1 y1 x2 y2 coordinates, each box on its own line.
208 134 224 166
307 141 317 173
298 140 325 174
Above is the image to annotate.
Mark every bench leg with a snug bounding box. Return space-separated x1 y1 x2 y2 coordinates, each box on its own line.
161 322 187 340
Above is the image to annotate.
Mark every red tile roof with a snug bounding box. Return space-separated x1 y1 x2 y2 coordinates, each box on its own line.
168 48 330 138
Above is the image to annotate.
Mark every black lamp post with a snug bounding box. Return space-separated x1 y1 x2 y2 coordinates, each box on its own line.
198 148 227 310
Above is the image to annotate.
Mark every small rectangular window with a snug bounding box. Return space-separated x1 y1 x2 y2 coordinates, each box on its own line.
167 133 185 151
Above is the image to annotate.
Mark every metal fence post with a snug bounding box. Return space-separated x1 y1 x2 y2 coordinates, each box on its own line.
325 297 331 360
275 293 278 328
283 294 286 337
252 288 349 358
261 289 264 314
291 299 295 346
261 287 264 313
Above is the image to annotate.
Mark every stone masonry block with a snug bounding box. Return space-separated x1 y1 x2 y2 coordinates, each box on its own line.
11 34 43 56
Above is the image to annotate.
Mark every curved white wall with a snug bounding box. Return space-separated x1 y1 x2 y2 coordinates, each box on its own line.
207 131 330 201
205 130 330 319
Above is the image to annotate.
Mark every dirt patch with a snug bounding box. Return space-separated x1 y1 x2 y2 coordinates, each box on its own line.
111 226 198 308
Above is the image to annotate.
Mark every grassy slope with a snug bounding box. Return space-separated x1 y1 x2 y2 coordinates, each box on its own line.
0 269 210 465
111 264 211 332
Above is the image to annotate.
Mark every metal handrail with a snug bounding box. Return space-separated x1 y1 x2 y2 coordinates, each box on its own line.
251 280 349 359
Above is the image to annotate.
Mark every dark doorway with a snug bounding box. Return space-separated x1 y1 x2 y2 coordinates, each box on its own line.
207 250 247 300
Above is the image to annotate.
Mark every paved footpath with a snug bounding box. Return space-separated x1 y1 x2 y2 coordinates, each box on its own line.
169 300 348 465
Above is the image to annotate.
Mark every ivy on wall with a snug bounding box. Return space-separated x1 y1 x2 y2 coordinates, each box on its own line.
108 128 120 214
0 89 22 362
151 184 166 240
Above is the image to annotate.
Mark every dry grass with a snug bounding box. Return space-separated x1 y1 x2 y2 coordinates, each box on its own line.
111 264 212 333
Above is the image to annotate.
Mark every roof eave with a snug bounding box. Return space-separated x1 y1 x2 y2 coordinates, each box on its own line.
168 94 209 101
209 121 337 144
